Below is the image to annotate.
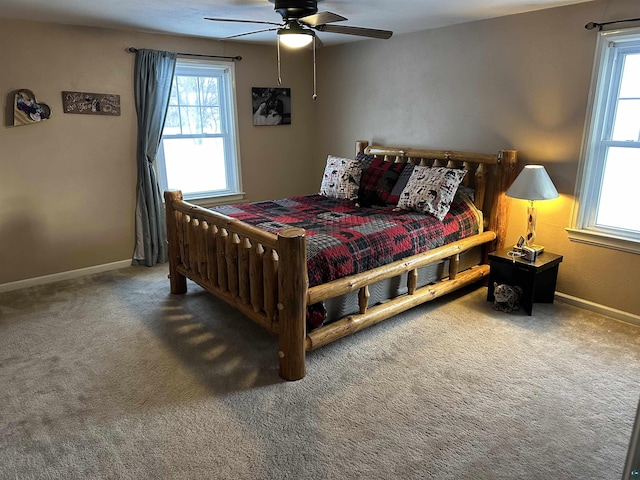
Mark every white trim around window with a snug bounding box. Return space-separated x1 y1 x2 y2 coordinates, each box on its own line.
568 27 640 254
157 57 243 204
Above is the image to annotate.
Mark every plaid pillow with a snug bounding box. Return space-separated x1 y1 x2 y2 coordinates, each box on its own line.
355 152 376 171
387 163 415 205
397 166 467 221
357 158 406 207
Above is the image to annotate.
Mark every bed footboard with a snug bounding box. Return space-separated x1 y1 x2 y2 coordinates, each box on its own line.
164 190 308 380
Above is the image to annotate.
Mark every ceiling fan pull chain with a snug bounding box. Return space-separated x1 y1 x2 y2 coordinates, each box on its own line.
312 36 318 100
277 36 283 85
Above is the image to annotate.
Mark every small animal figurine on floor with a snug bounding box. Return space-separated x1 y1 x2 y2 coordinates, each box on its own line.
493 282 523 313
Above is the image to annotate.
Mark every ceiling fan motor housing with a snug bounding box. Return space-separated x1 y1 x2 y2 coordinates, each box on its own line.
274 0 318 20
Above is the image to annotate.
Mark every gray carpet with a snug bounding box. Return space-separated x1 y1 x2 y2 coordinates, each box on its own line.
0 265 638 479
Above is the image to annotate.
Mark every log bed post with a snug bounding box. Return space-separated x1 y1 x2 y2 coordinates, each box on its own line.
277 227 308 381
489 150 518 251
356 140 368 156
164 190 187 295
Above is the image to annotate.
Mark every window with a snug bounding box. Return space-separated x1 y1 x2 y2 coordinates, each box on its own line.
569 28 640 253
157 58 242 205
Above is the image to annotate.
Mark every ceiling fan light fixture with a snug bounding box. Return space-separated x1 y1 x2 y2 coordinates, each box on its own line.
277 22 314 48
278 32 313 48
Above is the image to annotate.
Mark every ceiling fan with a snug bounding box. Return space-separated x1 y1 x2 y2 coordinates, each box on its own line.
206 0 393 48
206 1 392 100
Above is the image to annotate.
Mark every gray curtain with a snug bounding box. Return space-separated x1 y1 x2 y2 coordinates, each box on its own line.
131 49 177 266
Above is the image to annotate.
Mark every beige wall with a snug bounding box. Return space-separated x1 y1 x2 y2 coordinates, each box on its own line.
2 0 639 317
315 0 640 316
0 20 316 284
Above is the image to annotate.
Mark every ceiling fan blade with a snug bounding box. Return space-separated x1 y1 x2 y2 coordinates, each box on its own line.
224 27 279 39
205 17 282 27
299 11 347 27
315 24 393 40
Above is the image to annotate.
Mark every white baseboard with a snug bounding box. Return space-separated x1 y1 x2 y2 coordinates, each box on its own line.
555 292 640 328
0 260 132 293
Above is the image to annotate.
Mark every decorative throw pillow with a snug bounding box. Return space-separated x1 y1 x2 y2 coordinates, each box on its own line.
387 163 415 205
355 152 376 171
319 155 362 200
397 166 467 220
357 158 406 207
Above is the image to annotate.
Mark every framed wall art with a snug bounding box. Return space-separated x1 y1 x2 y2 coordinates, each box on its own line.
11 89 51 126
62 91 121 116
252 87 291 126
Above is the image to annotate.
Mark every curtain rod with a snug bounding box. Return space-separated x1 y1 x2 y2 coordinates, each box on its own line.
585 17 640 31
126 47 242 61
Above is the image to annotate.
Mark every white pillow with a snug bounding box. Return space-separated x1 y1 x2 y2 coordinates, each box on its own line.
397 166 467 220
319 155 362 200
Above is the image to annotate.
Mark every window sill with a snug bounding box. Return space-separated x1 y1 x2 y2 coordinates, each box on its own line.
184 192 246 208
565 228 640 255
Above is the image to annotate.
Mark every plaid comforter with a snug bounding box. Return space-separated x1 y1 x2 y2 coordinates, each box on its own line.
213 194 481 290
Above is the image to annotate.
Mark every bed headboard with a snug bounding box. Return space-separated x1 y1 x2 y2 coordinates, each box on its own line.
355 140 518 249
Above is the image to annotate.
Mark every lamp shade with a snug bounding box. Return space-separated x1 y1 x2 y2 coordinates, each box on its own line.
506 165 559 201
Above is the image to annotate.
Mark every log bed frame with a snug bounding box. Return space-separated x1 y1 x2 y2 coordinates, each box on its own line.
164 141 518 381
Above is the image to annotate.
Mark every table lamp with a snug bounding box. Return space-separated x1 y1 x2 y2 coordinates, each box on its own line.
506 165 559 254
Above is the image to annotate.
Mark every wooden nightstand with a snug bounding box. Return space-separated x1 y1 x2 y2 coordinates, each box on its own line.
487 248 563 315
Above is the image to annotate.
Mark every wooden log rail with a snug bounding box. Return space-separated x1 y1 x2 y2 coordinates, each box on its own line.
304 232 496 350
305 264 490 350
306 230 496 306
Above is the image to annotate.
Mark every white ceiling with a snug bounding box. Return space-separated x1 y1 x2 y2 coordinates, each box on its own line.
0 0 596 46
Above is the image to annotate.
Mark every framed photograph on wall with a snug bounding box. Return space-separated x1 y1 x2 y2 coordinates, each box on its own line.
252 87 291 126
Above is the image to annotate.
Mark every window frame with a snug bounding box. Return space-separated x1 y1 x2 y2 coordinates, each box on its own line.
157 57 243 207
568 27 640 254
